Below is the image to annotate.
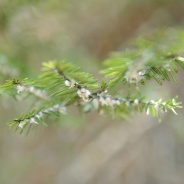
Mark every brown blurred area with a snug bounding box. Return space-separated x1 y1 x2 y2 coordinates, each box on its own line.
1 0 184 184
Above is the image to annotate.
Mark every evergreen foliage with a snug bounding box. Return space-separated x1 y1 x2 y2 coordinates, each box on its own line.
1 29 184 134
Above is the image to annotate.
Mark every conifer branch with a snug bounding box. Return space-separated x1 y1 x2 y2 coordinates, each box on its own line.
49 61 182 122
14 81 50 101
1 78 50 100
101 53 184 87
1 29 184 134
8 103 66 134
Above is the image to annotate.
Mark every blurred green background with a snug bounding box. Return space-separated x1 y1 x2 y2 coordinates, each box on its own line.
1 0 184 184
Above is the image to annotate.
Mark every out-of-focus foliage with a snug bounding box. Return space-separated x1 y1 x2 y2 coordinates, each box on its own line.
102 29 184 87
